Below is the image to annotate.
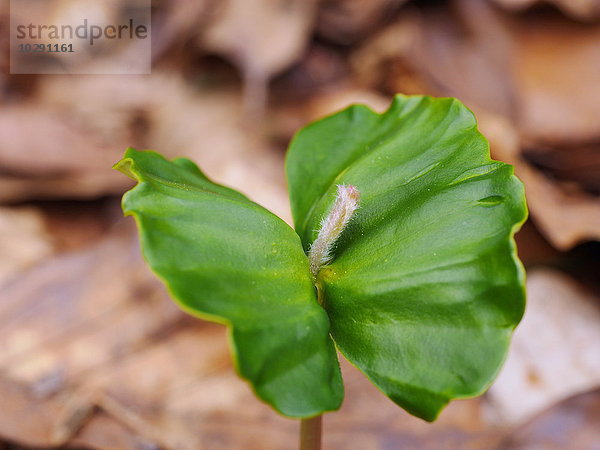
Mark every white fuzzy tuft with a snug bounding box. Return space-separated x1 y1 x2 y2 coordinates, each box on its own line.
308 185 360 279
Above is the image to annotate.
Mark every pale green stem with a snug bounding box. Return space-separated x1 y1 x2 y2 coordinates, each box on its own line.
302 186 359 449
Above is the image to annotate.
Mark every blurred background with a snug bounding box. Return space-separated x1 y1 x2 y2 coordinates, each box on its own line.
1 0 599 448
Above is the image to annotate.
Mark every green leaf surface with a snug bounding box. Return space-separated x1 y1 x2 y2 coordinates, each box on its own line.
114 148 343 418
286 95 527 421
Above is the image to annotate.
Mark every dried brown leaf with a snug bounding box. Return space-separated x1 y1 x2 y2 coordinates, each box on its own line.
0 207 53 284
200 0 318 113
511 14 600 145
351 1 517 117
492 0 600 21
317 0 408 44
501 389 600 449
480 113 600 249
486 269 600 425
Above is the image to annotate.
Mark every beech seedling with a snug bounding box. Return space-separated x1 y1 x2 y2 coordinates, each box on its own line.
115 95 527 445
